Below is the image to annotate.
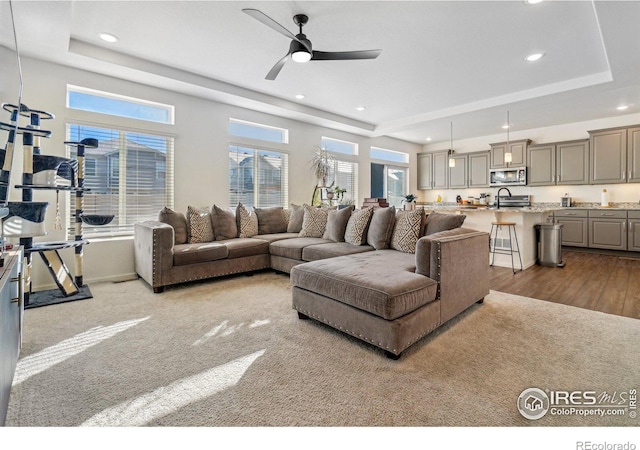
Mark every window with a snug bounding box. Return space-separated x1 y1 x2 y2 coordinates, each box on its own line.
385 166 408 208
229 145 288 208
66 124 174 238
370 146 409 164
229 118 288 143
326 159 358 204
321 137 358 155
67 85 174 124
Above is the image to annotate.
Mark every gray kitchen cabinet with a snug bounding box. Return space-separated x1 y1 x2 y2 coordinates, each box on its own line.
589 127 627 184
528 140 589 186
417 152 433 190
468 151 490 188
588 209 628 251
0 248 24 426
628 126 640 183
554 209 588 247
490 139 530 168
448 154 468 188
527 144 555 186
557 140 589 185
628 211 640 252
432 151 449 189
417 150 448 190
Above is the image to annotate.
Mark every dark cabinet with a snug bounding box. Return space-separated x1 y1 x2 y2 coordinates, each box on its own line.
528 140 589 186
588 210 628 251
490 139 530 168
554 209 588 247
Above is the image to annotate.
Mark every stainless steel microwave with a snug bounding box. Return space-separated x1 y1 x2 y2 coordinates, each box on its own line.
489 167 527 186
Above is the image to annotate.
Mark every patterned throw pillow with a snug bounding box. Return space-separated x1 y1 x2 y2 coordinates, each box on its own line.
391 209 424 253
344 207 374 246
236 203 258 238
187 205 214 243
299 204 328 238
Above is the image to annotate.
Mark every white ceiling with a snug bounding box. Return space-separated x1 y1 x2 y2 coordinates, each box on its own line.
1 0 639 144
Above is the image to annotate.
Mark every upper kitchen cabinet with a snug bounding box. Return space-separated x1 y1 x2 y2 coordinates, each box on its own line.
628 126 640 183
589 127 627 184
490 139 530 168
448 153 468 189
468 151 490 188
417 152 433 190
417 150 448 190
528 140 589 186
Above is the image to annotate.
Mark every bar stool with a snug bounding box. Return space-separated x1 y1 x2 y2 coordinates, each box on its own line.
490 221 523 274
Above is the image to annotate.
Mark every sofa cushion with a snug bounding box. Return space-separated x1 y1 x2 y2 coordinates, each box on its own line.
187 206 214 243
299 204 329 238
344 208 374 245
236 203 258 238
270 237 331 260
366 206 396 250
302 242 374 262
217 238 270 259
252 232 300 244
158 207 188 245
290 250 438 320
322 205 354 242
173 242 229 266
391 209 424 253
255 207 288 235
212 204 238 241
425 211 467 235
287 204 304 233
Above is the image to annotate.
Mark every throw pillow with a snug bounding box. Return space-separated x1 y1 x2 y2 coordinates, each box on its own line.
158 206 188 245
425 211 466 235
287 203 304 233
211 205 237 241
390 209 424 253
187 205 214 243
366 206 396 250
254 206 288 235
344 207 374 246
236 203 258 238
322 205 354 242
299 204 329 238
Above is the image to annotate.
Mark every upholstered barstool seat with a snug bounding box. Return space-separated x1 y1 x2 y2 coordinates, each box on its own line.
489 221 522 274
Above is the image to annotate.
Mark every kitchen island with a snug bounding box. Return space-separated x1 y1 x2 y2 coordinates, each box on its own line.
419 204 557 270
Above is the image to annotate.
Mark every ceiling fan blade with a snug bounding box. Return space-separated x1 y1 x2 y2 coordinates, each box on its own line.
311 49 382 61
266 53 291 80
242 8 312 53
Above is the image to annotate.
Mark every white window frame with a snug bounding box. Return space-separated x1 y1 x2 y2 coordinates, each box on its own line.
229 118 289 144
67 85 175 125
321 136 358 156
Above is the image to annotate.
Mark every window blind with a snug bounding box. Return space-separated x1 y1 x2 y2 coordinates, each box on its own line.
229 145 288 208
66 124 174 238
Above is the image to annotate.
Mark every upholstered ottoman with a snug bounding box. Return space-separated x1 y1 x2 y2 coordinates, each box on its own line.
290 250 440 358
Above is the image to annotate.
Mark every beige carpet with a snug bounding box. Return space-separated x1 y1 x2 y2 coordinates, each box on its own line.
6 271 640 427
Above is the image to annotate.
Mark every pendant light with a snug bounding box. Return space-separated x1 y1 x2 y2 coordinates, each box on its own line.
504 110 512 166
448 121 455 168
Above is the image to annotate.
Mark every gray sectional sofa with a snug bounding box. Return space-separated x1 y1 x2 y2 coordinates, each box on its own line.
134 204 490 358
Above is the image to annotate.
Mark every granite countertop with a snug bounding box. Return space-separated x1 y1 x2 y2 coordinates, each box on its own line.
416 201 640 213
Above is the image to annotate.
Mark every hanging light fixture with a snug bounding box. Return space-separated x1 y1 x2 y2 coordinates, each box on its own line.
504 110 512 166
448 122 455 168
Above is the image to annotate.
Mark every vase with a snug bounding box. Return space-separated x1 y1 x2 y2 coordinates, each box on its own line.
404 203 415 211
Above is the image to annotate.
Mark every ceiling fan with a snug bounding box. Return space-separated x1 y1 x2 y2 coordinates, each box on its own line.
242 8 382 80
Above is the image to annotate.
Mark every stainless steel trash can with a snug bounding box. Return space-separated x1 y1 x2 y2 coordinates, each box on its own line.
535 223 565 267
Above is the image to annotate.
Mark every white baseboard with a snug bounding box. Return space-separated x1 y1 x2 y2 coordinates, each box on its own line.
32 272 139 292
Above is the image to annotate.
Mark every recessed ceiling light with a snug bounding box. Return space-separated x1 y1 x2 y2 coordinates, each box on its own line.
99 33 119 43
525 0 544 4
617 105 629 111
502 125 510 129
425 137 432 142
525 53 544 62
295 94 305 100
356 106 366 111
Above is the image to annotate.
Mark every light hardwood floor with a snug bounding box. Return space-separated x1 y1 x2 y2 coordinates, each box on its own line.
490 250 640 320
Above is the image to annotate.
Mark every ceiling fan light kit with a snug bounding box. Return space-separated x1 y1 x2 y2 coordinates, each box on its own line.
242 8 381 80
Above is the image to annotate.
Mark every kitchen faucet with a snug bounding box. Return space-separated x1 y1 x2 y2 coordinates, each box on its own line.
496 187 512 209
